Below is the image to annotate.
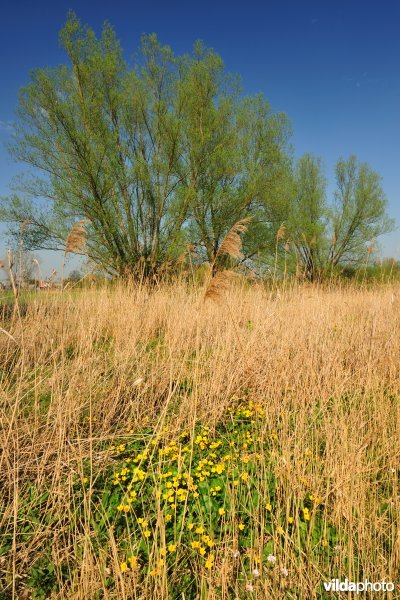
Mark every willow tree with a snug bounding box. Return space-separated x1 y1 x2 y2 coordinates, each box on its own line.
328 156 394 269
177 54 291 268
3 17 190 275
1 13 291 276
287 154 394 280
286 153 328 280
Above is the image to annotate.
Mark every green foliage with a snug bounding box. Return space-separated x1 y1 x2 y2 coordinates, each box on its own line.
285 154 394 280
1 12 291 278
1 395 374 598
286 153 328 280
0 13 394 281
330 156 394 266
79 397 344 597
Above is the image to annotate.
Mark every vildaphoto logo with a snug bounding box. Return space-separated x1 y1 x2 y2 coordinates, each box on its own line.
323 579 395 593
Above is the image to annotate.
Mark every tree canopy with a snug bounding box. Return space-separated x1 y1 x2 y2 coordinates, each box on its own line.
0 13 291 277
0 13 394 279
286 154 394 280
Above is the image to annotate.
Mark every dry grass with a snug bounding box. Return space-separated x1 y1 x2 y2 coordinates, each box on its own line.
1 280 400 598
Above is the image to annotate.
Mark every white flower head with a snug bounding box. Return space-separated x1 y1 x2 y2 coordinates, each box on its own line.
233 550 240 558
267 554 276 564
281 567 289 577
245 582 254 592
252 568 260 578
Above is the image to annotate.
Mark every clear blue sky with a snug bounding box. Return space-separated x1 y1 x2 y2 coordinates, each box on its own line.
1 0 399 276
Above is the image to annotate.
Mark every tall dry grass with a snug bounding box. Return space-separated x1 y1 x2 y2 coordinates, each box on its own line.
1 279 400 598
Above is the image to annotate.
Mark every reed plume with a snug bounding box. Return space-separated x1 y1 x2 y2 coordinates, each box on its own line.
204 270 234 303
273 222 286 282
276 223 286 241
204 217 251 303
62 220 90 289
20 219 33 234
65 220 90 255
216 217 251 260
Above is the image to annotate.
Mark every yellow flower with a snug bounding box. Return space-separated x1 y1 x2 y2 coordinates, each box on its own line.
238 523 245 531
191 541 201 549
322 539 328 547
288 516 294 524
277 526 284 535
265 503 272 511
195 526 204 534
120 562 128 573
168 544 176 553
160 548 166 557
205 553 215 569
128 555 138 569
187 523 194 530
241 473 249 482
143 529 151 538
218 508 225 516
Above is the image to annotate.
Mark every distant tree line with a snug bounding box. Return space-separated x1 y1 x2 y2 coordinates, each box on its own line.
0 13 394 281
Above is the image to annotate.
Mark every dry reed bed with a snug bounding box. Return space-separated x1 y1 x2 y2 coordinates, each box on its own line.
1 281 400 598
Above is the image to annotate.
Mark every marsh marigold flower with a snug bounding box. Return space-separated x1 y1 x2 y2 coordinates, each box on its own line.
128 556 138 569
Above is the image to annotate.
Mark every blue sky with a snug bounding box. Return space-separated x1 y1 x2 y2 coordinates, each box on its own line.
1 0 399 276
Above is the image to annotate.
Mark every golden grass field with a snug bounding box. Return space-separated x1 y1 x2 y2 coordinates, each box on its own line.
1 280 400 598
